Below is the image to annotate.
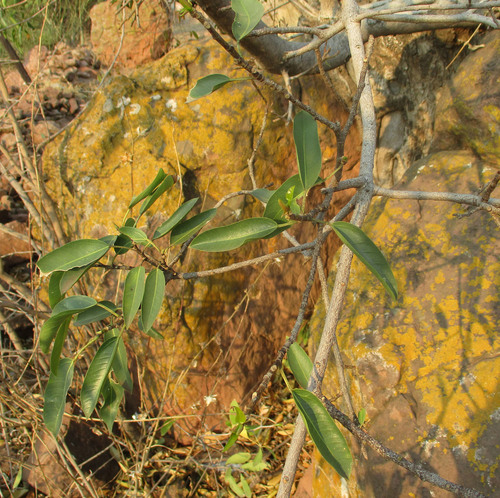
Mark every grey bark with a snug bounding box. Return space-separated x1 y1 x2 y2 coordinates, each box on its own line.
196 0 499 75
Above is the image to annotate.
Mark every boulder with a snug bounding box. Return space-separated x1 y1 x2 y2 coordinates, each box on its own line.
309 31 500 497
89 0 172 71
41 39 358 437
431 31 500 164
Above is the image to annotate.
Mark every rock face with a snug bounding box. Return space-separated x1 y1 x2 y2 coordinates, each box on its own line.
0 43 100 269
39 16 498 495
89 0 172 70
310 31 500 496
41 38 359 437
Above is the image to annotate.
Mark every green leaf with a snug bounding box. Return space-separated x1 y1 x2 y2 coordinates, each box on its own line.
59 265 91 294
294 111 322 191
44 358 74 436
100 234 117 246
170 208 217 246
37 239 110 274
100 378 124 432
250 188 273 203
128 169 166 209
81 337 119 418
227 452 251 464
48 271 64 307
141 269 165 332
52 296 97 316
225 470 246 497
153 198 199 240
231 0 264 41
242 448 268 471
139 175 174 216
40 315 69 354
117 226 153 247
73 301 117 326
288 343 313 389
223 428 241 452
144 326 164 340
292 389 352 479
229 400 246 426
50 317 71 375
105 329 133 392
191 217 277 252
358 408 367 426
330 221 398 300
40 296 97 354
123 266 146 328
114 218 135 255
187 75 245 102
240 476 252 498
160 419 175 436
264 175 304 222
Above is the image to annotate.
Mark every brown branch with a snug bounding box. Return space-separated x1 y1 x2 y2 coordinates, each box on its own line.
188 6 341 134
247 235 324 413
0 35 31 84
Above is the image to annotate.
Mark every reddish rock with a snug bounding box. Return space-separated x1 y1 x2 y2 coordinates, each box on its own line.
0 220 32 261
0 132 17 149
68 97 79 114
89 0 172 71
31 120 60 145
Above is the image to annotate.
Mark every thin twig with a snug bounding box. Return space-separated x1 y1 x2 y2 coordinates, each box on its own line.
374 185 500 212
181 242 316 280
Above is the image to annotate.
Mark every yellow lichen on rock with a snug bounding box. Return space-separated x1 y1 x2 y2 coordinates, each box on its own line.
311 152 499 495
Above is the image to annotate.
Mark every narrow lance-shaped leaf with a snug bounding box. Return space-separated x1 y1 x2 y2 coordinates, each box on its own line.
227 453 251 464
73 301 117 327
50 317 71 375
37 239 110 275
48 271 64 307
292 388 352 479
190 218 277 252
40 296 97 354
105 329 133 392
231 0 264 41
187 75 248 102
144 326 164 340
331 221 398 300
141 269 165 332
128 168 166 209
294 111 322 191
287 343 313 389
153 197 199 240
118 226 153 247
44 358 74 436
81 337 119 418
100 378 124 432
170 208 217 246
59 264 92 294
114 217 135 255
122 266 146 328
40 315 69 354
52 295 97 316
139 175 174 216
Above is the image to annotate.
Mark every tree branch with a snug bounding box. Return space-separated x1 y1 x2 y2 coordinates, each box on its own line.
320 393 487 498
196 0 499 75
